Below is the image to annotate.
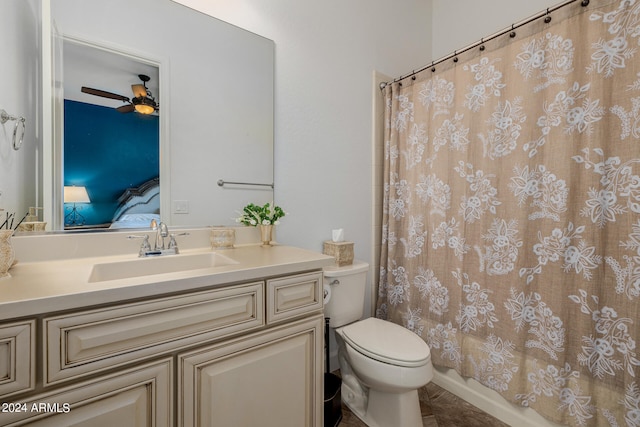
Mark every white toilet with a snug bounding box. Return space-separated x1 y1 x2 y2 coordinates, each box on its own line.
324 261 433 427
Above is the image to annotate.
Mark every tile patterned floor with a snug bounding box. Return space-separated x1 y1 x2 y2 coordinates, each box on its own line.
335 380 510 427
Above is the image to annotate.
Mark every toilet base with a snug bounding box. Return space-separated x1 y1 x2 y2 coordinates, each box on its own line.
342 384 423 427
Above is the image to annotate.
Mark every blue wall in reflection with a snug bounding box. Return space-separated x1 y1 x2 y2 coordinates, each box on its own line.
64 100 159 226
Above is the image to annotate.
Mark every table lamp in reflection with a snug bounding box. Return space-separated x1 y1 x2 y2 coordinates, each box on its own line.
64 186 90 226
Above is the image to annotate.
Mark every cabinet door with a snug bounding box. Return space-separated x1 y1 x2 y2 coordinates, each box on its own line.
0 359 172 427
179 314 323 427
0 320 35 397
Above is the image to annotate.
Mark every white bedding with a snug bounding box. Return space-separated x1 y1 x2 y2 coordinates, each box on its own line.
109 213 160 229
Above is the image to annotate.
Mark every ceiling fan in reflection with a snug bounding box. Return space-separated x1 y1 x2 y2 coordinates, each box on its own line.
81 74 159 115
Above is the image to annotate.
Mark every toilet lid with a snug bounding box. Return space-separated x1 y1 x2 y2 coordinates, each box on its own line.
340 317 430 368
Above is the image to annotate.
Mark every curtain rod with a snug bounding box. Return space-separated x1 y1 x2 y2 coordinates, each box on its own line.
380 0 589 89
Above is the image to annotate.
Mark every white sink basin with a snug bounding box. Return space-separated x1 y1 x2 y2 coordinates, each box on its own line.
88 252 238 283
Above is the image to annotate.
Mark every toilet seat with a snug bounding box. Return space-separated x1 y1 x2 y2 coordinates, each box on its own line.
340 317 430 368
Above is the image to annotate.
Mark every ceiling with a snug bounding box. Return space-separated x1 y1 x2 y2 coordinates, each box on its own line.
63 41 159 111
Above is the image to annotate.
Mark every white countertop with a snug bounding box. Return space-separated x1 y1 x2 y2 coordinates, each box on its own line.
0 244 335 321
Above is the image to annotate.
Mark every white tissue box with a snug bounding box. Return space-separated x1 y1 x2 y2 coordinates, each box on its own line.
323 241 354 266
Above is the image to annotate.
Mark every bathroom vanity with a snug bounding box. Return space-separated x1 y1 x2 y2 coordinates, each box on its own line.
0 228 334 426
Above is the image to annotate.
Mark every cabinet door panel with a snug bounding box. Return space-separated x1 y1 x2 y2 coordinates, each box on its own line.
45 282 263 384
0 359 172 427
24 387 149 427
179 315 323 427
0 320 35 397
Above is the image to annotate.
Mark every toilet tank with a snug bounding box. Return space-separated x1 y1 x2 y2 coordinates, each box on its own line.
323 261 369 328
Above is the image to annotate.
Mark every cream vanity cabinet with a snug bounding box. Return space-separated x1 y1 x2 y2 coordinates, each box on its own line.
0 270 324 427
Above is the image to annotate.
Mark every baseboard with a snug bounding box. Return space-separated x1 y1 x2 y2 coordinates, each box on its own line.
432 366 564 427
330 346 564 426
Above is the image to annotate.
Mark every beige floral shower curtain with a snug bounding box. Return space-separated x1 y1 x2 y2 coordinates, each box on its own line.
376 1 640 426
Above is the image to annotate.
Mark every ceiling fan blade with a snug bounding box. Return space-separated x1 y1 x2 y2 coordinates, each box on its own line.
81 86 130 102
116 104 135 113
131 84 147 98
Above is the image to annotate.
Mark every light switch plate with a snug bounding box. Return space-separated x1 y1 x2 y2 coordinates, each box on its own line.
173 200 189 214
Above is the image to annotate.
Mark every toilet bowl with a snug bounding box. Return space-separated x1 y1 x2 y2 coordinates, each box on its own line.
336 317 433 427
324 262 433 427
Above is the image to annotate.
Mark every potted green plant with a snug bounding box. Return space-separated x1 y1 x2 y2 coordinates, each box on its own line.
236 202 286 246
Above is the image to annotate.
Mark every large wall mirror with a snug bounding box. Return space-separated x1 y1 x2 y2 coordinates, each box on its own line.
41 0 274 231
61 40 161 230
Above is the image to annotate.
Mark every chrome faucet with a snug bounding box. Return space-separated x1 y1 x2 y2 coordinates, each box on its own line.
155 221 169 250
128 234 151 257
129 221 190 257
149 219 169 250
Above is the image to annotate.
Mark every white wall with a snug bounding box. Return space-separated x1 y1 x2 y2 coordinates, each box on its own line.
0 1 39 222
432 0 561 59
174 0 433 285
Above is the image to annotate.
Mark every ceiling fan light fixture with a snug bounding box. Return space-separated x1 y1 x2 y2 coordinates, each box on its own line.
132 96 157 115
82 74 159 114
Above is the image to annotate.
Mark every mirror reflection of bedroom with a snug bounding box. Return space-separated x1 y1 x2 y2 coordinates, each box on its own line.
62 40 160 230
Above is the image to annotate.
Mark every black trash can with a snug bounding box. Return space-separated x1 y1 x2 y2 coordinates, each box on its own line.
324 372 342 427
324 318 343 427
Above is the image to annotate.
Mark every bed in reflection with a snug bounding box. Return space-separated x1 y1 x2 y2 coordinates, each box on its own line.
108 177 160 229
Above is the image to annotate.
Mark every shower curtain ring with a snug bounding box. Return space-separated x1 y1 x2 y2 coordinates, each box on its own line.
479 38 485 51
431 61 436 72
453 50 458 63
544 8 552 23
510 24 516 38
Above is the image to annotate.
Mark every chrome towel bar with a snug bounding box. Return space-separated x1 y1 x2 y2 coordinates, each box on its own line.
217 179 274 189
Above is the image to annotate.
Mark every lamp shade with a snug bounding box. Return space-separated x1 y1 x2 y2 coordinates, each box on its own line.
135 103 155 115
64 186 90 203
132 97 157 115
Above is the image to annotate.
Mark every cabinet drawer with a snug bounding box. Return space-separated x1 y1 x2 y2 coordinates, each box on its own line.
266 272 323 324
0 358 172 427
45 282 264 385
0 320 35 397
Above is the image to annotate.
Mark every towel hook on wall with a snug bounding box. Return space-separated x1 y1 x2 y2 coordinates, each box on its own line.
0 109 25 151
